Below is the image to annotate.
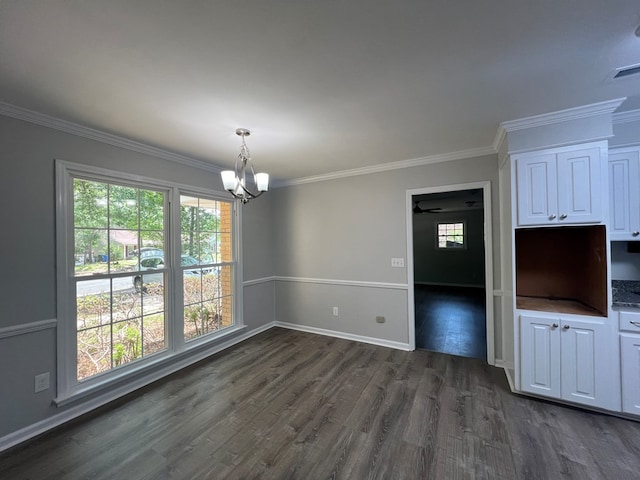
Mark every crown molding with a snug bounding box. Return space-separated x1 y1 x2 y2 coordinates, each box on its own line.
492 125 508 155
0 102 222 174
493 98 627 155
499 98 626 133
274 145 497 187
613 109 640 125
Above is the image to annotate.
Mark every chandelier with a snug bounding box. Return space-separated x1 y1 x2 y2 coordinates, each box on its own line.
220 128 269 204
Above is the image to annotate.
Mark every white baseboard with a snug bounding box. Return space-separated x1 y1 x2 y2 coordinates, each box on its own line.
0 322 276 454
274 321 412 351
501 364 516 393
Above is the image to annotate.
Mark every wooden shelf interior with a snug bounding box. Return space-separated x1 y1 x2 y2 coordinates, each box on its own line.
515 296 604 317
515 225 607 317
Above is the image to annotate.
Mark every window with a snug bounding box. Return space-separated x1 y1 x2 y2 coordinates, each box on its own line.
57 161 238 400
73 179 167 380
180 195 234 341
436 222 465 249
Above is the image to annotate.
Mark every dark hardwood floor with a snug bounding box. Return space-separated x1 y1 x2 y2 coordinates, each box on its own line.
2 328 640 479
415 284 487 360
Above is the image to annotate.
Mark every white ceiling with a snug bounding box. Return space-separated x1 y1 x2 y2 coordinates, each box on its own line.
1 1 639 182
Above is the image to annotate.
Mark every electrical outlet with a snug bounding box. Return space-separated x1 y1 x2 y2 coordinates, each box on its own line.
391 258 405 268
376 316 386 323
35 372 50 393
332 307 339 316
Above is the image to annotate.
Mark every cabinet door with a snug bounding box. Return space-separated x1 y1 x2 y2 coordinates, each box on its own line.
520 315 561 397
621 333 640 415
560 318 609 408
556 147 601 224
516 154 558 226
609 150 640 240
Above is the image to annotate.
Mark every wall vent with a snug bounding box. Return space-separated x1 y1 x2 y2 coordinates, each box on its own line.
614 63 640 79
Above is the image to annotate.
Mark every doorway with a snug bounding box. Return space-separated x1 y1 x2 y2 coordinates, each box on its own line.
406 182 494 363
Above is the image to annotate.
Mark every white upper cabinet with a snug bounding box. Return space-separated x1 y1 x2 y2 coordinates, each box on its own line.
609 147 640 240
515 142 605 226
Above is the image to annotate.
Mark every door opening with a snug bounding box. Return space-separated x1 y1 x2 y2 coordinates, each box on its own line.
406 183 494 363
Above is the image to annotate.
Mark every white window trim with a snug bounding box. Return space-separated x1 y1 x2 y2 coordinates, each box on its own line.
55 160 242 404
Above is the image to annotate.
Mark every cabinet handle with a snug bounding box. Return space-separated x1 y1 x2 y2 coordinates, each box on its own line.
548 214 557 220
559 214 567 220
563 325 570 330
630 321 640 327
551 323 558 329
633 231 640 237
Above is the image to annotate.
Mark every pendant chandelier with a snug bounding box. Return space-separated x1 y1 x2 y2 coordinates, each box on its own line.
220 128 269 204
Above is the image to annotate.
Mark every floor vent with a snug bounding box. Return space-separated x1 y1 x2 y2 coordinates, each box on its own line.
614 63 640 79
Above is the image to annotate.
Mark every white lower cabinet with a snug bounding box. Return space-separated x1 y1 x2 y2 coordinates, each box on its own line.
621 334 640 415
520 314 612 409
618 310 640 415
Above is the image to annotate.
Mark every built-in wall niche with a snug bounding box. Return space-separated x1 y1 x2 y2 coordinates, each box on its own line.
515 225 607 316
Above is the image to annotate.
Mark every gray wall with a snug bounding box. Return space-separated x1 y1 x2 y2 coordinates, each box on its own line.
271 154 501 350
412 208 485 287
0 115 274 439
610 242 640 280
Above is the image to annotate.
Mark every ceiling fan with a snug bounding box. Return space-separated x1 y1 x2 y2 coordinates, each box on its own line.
412 201 443 214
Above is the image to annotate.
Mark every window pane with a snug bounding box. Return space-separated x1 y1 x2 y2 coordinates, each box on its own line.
73 178 166 382
74 229 109 276
74 179 107 228
181 196 234 342
109 185 138 230
112 319 143 367
77 325 112 379
76 286 110 330
109 229 139 274
184 271 203 306
143 313 166 355
180 195 200 260
112 288 142 322
140 190 164 231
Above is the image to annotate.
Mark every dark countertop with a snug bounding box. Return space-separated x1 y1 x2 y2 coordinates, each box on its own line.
612 280 640 309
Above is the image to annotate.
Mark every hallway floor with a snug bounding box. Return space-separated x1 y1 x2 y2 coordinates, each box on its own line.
414 284 487 360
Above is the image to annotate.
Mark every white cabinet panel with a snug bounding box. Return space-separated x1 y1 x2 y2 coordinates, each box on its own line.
516 154 557 226
520 315 561 397
557 147 601 224
609 148 640 240
560 319 607 407
621 333 640 415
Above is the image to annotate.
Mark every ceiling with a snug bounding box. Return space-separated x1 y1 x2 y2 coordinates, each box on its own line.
413 189 484 214
1 1 639 182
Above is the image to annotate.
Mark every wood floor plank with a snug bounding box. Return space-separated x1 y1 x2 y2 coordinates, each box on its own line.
2 327 640 479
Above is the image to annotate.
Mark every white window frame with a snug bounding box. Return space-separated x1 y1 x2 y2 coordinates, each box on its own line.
435 220 466 250
55 160 242 404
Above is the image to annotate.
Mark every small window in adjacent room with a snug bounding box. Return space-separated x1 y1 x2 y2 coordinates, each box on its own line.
436 221 465 249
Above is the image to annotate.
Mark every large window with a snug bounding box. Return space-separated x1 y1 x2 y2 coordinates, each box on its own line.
57 161 238 399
